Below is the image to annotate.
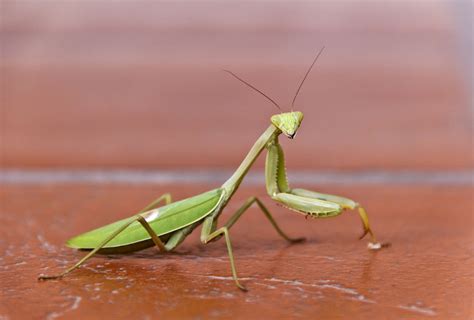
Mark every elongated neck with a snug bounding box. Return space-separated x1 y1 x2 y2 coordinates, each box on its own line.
222 124 279 196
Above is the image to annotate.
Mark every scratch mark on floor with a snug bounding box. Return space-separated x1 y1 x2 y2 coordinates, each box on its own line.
46 296 82 320
398 303 436 316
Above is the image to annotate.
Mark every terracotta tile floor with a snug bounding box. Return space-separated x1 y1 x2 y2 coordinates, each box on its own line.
0 183 472 319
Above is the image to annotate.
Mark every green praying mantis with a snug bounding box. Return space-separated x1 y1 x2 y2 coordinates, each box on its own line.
38 48 383 290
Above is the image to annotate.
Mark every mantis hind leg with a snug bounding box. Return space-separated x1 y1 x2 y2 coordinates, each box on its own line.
38 214 169 280
38 193 173 280
203 226 247 291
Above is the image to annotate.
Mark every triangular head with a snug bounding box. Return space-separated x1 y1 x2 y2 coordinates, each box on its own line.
271 111 304 139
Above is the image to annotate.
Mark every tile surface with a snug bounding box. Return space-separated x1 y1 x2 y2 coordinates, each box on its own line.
0 183 472 319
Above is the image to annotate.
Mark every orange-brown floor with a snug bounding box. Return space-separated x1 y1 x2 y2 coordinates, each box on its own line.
1 183 472 319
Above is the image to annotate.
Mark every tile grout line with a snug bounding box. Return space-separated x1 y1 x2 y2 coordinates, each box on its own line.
0 169 472 185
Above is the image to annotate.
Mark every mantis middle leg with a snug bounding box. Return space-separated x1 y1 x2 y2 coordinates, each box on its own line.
214 196 305 243
140 193 173 212
200 196 305 290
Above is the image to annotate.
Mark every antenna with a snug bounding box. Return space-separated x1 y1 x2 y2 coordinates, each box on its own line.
223 69 282 111
291 46 325 108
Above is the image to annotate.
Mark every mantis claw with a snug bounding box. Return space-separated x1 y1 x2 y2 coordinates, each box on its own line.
357 207 377 242
289 237 306 243
358 228 370 240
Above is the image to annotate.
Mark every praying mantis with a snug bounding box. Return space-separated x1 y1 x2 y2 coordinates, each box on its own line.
38 48 383 290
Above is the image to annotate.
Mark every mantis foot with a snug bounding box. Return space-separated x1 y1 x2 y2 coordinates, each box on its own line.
38 273 64 281
235 281 248 292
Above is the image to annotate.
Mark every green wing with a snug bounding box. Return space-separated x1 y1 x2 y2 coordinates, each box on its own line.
66 188 224 249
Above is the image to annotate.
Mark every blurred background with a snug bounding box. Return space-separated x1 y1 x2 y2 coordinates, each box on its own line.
1 0 472 173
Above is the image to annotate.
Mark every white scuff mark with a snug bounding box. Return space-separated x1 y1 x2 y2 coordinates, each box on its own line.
82 266 106 275
191 274 375 305
104 275 128 281
398 304 436 316
221 292 235 299
193 292 235 300
46 296 82 320
318 255 340 261
266 277 303 286
70 297 82 310
5 245 15 257
37 234 56 253
263 277 374 304
205 275 254 281
317 279 331 283
310 282 374 304
83 284 94 292
52 258 70 265
350 294 376 304
317 283 359 295
254 282 277 290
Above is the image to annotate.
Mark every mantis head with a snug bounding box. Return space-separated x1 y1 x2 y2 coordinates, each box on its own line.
271 111 304 139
